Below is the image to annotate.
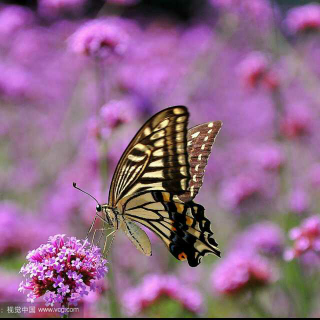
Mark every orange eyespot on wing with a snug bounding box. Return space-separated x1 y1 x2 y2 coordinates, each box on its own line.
178 252 187 261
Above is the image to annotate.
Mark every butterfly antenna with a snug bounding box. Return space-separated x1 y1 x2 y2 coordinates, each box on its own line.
73 182 100 206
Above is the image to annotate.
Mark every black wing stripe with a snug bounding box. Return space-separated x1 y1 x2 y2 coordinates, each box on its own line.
126 205 214 238
123 191 220 267
108 106 191 206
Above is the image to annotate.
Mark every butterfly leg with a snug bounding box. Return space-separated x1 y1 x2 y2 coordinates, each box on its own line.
90 227 101 248
101 217 125 256
89 227 114 249
86 216 97 240
103 229 118 257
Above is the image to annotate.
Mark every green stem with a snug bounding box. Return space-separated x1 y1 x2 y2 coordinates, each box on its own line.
95 58 106 114
107 261 122 318
249 292 271 318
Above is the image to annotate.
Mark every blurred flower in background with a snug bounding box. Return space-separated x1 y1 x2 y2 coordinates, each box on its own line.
122 274 203 316
211 251 273 296
284 215 320 261
231 222 285 256
237 51 279 90
69 18 130 59
0 0 319 318
285 3 320 34
0 5 34 43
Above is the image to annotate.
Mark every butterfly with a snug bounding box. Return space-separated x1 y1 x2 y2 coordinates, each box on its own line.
75 106 222 267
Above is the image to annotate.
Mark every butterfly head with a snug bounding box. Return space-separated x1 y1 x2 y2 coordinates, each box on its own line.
73 182 116 226
100 204 120 228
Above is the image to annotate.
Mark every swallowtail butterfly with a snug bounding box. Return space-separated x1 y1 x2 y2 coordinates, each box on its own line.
75 106 222 267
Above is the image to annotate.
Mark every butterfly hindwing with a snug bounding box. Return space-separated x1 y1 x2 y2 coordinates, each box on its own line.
121 220 152 256
123 191 220 267
108 106 191 207
179 121 222 202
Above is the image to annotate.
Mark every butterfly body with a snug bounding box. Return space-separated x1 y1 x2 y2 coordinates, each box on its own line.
98 106 222 267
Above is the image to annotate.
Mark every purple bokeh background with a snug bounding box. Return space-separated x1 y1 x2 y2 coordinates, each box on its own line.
1 0 320 317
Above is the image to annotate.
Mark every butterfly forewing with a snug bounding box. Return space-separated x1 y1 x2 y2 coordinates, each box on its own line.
108 106 191 207
179 121 222 202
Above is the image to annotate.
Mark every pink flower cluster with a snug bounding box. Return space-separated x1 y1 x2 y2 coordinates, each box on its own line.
122 274 203 316
220 174 261 212
237 52 279 90
88 99 136 139
232 222 284 256
252 144 285 172
284 215 320 261
69 18 129 59
280 105 312 139
19 234 108 308
0 5 34 38
211 251 272 296
285 3 320 34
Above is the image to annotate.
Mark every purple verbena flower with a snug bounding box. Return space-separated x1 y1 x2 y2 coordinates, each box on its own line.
68 18 129 59
231 222 285 256
284 215 320 261
285 3 320 34
251 144 285 171
0 5 34 40
100 99 134 129
280 104 313 139
88 99 137 139
211 251 273 296
237 52 279 90
0 63 36 102
220 173 262 213
122 274 203 316
19 234 108 308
